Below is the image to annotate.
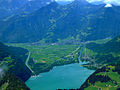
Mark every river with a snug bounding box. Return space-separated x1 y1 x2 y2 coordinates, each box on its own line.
26 47 95 90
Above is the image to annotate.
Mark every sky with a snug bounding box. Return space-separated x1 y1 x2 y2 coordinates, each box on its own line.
55 0 74 2
86 0 120 6
55 0 120 6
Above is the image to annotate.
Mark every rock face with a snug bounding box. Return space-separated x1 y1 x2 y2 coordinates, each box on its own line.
0 42 32 89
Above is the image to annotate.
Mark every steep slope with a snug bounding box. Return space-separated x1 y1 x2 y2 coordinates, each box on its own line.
0 0 52 21
0 42 32 81
17 0 53 15
0 0 120 43
80 64 120 90
85 6 120 40
0 2 64 43
0 72 30 90
0 0 28 20
0 42 32 89
79 36 120 90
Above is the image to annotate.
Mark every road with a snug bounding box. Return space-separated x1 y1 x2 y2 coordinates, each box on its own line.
39 46 82 71
65 46 81 58
25 52 35 74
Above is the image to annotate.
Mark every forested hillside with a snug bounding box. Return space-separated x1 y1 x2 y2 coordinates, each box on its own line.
0 0 52 21
0 0 120 43
0 42 31 89
81 36 120 69
80 64 120 90
0 72 30 90
0 0 28 20
78 36 120 90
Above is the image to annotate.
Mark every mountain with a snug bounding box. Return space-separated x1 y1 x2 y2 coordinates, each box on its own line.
0 0 120 43
0 0 52 21
0 42 31 89
0 0 28 20
15 0 53 16
0 2 65 43
85 6 120 40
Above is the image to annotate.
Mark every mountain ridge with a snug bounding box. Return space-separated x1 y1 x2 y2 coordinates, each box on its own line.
1 0 120 43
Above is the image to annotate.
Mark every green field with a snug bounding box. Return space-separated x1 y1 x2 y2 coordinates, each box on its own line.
7 43 81 74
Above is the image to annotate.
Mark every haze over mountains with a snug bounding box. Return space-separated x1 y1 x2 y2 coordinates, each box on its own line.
0 0 53 21
0 0 120 43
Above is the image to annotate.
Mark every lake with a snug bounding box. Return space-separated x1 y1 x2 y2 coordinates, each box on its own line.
26 62 94 90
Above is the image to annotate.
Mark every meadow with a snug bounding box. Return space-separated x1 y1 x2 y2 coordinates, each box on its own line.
7 43 81 74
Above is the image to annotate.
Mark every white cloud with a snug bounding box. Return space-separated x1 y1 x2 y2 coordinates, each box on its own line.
105 3 112 7
55 0 120 6
86 0 120 6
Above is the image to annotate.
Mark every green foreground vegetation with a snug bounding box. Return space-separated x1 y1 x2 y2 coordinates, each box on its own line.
79 36 120 90
0 42 30 89
80 64 120 90
7 43 80 75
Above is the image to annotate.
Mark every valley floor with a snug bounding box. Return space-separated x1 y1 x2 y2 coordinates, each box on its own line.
7 43 81 75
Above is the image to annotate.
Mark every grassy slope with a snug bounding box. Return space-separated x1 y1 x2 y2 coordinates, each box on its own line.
79 37 120 90
80 64 120 90
7 43 81 75
81 37 120 69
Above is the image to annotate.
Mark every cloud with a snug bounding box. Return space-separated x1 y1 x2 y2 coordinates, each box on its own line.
105 3 112 7
86 0 120 6
0 65 7 80
55 0 120 6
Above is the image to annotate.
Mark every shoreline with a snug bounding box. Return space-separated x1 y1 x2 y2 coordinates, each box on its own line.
27 46 94 78
30 61 89 77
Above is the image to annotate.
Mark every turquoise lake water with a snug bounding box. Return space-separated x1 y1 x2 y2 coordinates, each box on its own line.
26 62 94 90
